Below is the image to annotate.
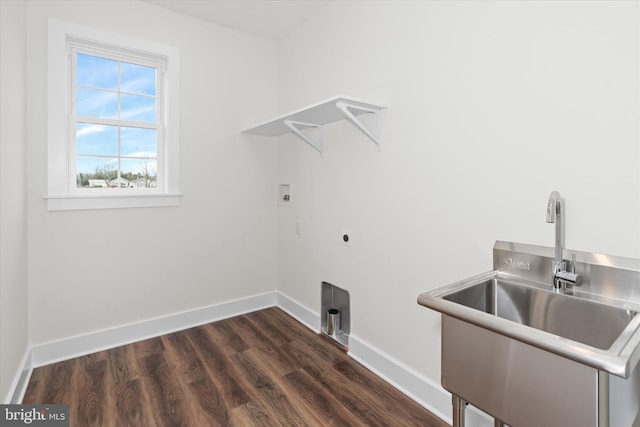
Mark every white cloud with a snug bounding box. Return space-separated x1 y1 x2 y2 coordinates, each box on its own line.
76 124 108 137
120 104 156 121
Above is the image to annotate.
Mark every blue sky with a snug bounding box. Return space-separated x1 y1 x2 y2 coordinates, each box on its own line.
75 53 158 179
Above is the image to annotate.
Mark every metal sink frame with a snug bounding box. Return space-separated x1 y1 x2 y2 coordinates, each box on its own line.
419 241 640 378
418 241 640 427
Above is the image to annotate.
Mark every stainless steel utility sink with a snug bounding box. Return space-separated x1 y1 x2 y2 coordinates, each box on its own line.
441 275 636 350
419 269 640 377
418 241 640 427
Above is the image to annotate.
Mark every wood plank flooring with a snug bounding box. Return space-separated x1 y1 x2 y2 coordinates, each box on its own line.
23 307 450 427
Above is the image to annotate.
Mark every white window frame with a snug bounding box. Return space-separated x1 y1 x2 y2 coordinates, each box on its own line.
69 39 165 194
47 19 180 210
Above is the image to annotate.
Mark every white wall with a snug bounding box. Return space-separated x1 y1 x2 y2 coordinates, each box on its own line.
0 0 29 402
4 0 640 418
25 1 279 344
277 0 640 387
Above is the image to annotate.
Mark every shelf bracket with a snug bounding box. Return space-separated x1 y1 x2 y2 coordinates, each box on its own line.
283 120 324 155
336 101 382 149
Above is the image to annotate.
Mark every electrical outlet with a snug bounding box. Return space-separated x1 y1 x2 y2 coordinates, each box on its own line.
296 221 301 235
341 229 352 247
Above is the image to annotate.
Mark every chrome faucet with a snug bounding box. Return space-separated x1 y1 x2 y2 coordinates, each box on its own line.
546 191 582 292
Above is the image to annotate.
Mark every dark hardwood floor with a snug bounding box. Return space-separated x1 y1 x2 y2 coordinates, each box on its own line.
23 307 450 427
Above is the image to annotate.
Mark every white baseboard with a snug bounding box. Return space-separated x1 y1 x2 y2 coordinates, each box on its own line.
5 349 32 404
274 293 452 424
275 291 319 331
349 335 494 427
347 335 453 423
275 291 493 427
30 291 276 368
9 289 493 426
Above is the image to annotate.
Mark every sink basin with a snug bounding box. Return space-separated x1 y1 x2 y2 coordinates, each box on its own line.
418 270 640 377
442 276 636 350
419 241 640 427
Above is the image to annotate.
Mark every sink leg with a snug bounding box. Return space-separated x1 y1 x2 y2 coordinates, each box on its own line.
452 395 466 427
451 395 508 427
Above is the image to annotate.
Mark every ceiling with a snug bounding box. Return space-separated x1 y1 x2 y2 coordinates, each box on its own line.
146 0 330 41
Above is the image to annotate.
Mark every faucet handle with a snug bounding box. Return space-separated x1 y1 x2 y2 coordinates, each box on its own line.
556 270 583 287
554 253 583 292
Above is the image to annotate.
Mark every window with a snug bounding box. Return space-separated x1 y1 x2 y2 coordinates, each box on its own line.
72 46 161 191
48 19 180 210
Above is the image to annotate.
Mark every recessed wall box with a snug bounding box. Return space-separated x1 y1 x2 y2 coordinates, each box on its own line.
321 282 350 349
279 184 291 206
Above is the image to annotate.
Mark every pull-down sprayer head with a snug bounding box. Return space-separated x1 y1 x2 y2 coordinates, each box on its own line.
546 191 560 224
546 191 563 268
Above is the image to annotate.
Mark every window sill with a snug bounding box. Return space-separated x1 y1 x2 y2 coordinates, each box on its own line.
46 192 182 211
